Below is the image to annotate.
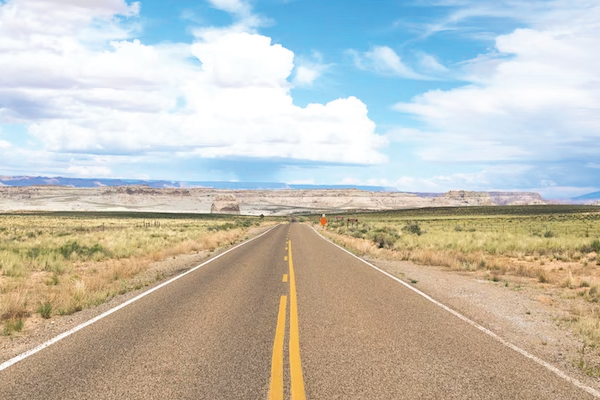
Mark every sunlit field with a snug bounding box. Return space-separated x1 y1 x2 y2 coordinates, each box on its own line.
0 212 273 336
318 205 600 372
322 205 600 274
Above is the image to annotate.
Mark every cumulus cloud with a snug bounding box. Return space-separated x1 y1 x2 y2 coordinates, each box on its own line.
292 52 330 87
67 161 112 178
393 2 600 167
293 66 322 87
0 0 387 176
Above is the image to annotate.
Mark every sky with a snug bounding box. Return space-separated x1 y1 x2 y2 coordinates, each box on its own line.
0 0 599 198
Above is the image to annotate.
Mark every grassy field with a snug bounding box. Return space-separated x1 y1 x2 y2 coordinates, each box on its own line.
316 205 600 374
0 212 274 336
321 205 600 269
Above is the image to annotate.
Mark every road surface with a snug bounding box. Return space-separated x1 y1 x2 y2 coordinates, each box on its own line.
0 223 594 399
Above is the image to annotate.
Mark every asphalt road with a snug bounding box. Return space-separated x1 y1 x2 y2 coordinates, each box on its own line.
0 223 595 399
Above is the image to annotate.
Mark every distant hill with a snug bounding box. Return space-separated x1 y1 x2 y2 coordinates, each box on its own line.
573 191 600 201
0 175 393 192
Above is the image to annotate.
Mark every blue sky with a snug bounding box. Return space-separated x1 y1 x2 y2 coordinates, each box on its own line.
0 0 599 198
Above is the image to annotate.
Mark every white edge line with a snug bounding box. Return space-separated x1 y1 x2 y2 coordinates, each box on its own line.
0 225 279 372
311 226 600 399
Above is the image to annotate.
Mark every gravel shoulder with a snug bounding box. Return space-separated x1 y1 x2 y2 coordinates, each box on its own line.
367 256 600 391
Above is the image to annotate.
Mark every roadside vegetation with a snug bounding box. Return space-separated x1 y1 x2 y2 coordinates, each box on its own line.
318 205 600 375
0 212 273 336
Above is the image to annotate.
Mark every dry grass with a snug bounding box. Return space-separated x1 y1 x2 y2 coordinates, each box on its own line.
0 213 269 335
0 284 29 336
319 205 600 371
1 285 29 321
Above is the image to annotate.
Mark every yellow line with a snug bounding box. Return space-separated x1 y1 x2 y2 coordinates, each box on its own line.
283 274 288 282
269 295 287 400
288 241 306 400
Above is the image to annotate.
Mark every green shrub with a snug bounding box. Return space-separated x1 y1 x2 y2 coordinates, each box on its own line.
402 223 422 236
207 223 236 231
350 230 365 239
580 239 600 254
2 319 24 336
234 219 254 228
58 241 107 260
373 232 398 249
38 302 53 319
46 273 60 286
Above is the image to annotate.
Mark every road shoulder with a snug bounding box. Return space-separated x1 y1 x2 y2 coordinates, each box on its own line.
315 225 600 393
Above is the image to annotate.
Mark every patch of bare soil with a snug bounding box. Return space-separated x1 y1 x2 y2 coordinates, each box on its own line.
0 225 273 365
368 256 600 391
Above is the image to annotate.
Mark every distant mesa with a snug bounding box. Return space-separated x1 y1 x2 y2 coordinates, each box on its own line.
0 174 562 215
211 194 241 214
438 190 545 206
102 186 191 196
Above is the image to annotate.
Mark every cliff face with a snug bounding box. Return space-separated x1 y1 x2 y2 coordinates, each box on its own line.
488 192 545 205
436 191 494 206
432 191 544 206
0 186 547 215
210 194 240 214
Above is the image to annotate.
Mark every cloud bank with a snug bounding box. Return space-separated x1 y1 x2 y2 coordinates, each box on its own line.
0 0 387 178
394 1 600 164
389 0 600 195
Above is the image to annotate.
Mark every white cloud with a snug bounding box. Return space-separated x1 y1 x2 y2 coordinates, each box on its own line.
293 66 321 86
292 52 329 87
393 3 600 164
392 164 534 192
349 46 424 79
294 64 330 87
0 140 11 149
397 1 599 41
207 0 250 16
191 32 293 88
0 0 387 174
193 0 270 39
417 53 448 73
67 162 112 178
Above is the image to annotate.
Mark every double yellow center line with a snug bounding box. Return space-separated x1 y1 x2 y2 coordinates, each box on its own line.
269 239 306 400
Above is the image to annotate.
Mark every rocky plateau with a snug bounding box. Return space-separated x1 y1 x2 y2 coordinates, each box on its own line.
0 186 546 215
